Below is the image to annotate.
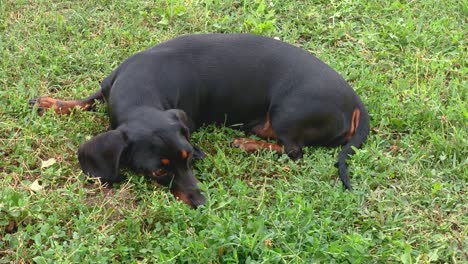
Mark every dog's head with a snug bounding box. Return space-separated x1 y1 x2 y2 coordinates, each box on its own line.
77 107 206 208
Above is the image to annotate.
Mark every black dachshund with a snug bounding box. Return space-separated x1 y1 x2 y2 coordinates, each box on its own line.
31 34 369 208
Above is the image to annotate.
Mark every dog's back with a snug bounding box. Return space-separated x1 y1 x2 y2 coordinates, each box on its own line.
103 34 357 128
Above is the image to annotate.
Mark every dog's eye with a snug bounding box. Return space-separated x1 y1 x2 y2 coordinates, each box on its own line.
160 158 170 166
181 150 188 159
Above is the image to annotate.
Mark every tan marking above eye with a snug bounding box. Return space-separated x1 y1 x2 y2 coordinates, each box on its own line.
160 158 170 165
181 150 188 159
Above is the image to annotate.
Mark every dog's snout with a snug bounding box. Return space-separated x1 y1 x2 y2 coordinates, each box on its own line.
171 188 206 208
189 192 206 208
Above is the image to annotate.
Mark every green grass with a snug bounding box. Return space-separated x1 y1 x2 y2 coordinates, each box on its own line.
1 0 466 263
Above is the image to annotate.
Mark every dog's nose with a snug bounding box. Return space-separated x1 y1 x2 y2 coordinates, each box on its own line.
171 188 206 208
190 193 206 209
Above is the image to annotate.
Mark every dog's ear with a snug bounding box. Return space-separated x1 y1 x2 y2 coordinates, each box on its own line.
166 109 193 139
77 129 128 183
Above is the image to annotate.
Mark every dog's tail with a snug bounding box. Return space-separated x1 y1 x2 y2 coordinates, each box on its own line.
336 98 370 190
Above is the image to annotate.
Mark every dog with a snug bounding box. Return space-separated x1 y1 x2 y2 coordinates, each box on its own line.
30 33 369 208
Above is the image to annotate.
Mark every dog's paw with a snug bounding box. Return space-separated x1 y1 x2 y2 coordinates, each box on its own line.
231 138 254 149
28 97 57 115
232 138 283 153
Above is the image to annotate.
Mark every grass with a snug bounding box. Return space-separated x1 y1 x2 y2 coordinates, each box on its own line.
0 0 466 262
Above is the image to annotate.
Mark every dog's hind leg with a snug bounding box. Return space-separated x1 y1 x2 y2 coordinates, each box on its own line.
232 138 283 153
232 112 285 154
29 89 104 115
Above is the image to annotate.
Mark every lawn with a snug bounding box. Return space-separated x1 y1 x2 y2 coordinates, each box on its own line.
0 0 466 263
